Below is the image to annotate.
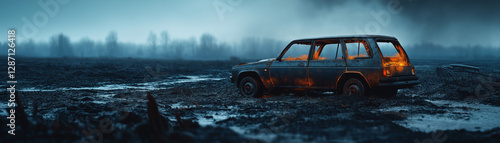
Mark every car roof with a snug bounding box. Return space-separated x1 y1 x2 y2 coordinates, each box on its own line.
292 35 396 42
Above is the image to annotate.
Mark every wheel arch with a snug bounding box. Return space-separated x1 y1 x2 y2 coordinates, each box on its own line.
336 72 371 91
237 71 261 87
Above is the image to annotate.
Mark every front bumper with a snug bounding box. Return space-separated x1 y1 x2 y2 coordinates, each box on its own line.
378 76 419 88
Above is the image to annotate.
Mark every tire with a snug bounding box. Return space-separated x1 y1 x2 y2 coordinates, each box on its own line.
239 76 264 98
342 78 367 96
375 88 398 98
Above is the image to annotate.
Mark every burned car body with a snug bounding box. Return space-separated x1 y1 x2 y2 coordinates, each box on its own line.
231 35 419 97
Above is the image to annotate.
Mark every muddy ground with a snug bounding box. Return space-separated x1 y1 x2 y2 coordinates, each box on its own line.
1 57 500 142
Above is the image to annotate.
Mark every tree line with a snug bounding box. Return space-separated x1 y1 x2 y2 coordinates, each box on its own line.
1 32 499 60
2 31 286 61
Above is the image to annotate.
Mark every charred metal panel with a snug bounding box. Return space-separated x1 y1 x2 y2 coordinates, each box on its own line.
343 68 382 88
269 60 309 87
233 58 275 88
308 60 345 88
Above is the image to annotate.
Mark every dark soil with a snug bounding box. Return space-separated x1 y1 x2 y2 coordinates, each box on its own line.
1 57 499 142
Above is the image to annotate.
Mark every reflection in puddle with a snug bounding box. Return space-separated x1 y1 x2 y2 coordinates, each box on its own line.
92 101 108 104
168 102 240 126
0 103 10 116
394 100 500 132
195 111 236 126
42 107 65 120
18 88 57 92
19 75 225 92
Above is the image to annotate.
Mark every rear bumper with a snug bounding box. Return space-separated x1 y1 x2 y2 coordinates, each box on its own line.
378 76 419 88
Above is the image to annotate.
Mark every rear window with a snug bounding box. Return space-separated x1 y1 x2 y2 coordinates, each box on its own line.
377 42 401 57
376 40 410 67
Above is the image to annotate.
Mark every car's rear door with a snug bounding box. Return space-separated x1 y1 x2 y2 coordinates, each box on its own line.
269 40 312 87
308 39 346 88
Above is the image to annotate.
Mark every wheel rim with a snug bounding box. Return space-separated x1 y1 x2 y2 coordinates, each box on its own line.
347 84 361 96
243 82 255 95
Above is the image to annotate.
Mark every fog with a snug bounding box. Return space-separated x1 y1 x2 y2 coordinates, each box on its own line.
1 0 499 60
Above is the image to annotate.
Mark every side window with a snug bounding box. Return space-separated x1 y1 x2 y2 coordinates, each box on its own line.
282 43 311 61
345 40 371 59
312 41 341 60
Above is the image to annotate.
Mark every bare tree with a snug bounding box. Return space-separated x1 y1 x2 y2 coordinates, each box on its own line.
199 33 217 59
148 31 157 58
77 37 95 57
106 31 118 57
24 39 36 57
50 33 73 57
160 31 169 58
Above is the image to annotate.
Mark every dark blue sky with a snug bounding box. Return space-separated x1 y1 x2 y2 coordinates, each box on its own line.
2 0 499 47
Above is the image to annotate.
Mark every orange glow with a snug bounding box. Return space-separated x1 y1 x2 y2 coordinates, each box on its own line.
295 78 310 86
382 45 409 67
282 54 308 61
262 77 277 88
347 53 368 59
382 57 409 67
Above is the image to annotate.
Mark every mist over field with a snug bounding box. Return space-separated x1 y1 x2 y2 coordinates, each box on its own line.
1 0 500 60
1 33 500 61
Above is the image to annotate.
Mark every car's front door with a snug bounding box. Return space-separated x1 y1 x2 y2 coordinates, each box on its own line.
269 41 312 87
307 39 346 88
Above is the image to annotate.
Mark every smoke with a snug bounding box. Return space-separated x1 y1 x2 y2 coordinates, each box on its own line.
297 0 500 46
396 0 500 46
2 0 499 60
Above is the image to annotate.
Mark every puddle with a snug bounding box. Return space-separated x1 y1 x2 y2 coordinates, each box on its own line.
195 110 237 126
19 75 225 92
168 102 240 126
395 100 500 132
42 107 66 120
61 84 157 91
170 102 201 109
19 88 57 92
376 106 411 112
229 126 278 142
0 103 11 116
97 94 115 98
92 101 108 104
160 75 225 86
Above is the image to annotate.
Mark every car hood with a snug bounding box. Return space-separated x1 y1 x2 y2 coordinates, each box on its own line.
233 58 275 68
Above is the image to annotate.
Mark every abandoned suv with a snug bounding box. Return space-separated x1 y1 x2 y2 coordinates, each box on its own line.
230 35 419 97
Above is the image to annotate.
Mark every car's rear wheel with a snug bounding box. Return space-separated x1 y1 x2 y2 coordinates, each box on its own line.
239 76 264 98
343 78 367 96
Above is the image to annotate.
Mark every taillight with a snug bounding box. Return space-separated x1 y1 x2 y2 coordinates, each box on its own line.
383 67 391 76
411 66 415 75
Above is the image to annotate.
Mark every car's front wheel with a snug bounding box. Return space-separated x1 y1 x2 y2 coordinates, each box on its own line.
239 76 264 98
343 78 367 96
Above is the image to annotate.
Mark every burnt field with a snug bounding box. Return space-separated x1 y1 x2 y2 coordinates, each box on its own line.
1 57 500 142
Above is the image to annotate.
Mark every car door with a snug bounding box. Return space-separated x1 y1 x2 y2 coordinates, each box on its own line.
269 40 313 87
308 39 346 88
